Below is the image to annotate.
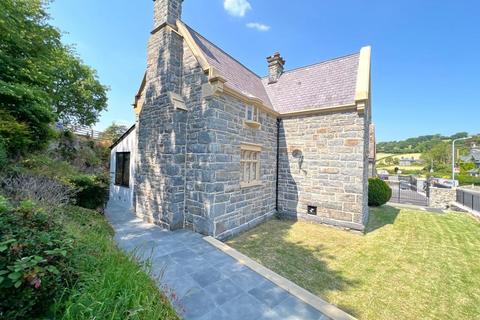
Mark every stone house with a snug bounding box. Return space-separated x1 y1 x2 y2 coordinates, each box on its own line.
109 0 374 239
460 142 480 168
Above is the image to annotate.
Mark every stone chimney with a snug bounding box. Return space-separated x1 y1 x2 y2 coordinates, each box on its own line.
135 0 186 230
267 52 285 84
153 0 183 29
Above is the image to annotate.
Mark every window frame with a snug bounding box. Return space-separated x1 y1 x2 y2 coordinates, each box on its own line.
245 105 258 122
244 105 261 129
240 143 262 188
115 152 130 188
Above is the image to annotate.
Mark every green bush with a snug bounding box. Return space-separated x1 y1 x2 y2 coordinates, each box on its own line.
0 200 74 319
368 178 392 207
21 154 79 183
457 174 480 186
0 196 10 214
0 138 7 169
69 174 108 210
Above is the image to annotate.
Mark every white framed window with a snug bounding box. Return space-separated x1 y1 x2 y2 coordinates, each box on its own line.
240 143 262 188
245 105 258 122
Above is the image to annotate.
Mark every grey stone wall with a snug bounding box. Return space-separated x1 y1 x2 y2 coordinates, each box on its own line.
182 45 213 234
430 187 456 209
277 110 369 230
208 96 277 239
185 90 278 239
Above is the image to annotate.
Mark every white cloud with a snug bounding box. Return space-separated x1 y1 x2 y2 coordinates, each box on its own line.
246 22 271 32
224 0 252 17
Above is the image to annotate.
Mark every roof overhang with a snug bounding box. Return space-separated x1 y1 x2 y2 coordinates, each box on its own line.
279 103 357 118
178 20 279 117
109 124 136 150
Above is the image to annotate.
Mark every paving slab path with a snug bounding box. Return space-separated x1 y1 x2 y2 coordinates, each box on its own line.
106 202 330 320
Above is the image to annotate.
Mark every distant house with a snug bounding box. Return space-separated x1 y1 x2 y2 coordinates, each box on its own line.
399 157 422 167
468 169 479 177
460 143 480 168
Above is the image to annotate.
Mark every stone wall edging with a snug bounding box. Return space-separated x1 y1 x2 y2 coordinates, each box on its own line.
204 236 357 320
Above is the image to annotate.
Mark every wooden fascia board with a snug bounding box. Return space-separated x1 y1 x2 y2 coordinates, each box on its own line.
176 20 210 73
133 72 147 114
279 104 357 118
221 83 279 117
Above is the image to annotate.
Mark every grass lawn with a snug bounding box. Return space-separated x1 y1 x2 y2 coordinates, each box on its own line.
377 153 422 161
52 206 179 320
376 165 425 172
227 207 480 319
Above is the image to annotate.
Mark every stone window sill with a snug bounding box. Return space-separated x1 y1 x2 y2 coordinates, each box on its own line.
240 181 263 189
243 120 261 130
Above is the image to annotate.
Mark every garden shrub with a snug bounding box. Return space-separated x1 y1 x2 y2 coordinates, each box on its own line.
1 173 76 207
0 138 7 169
0 196 10 213
21 154 78 182
457 175 480 186
69 174 108 210
368 178 392 206
0 200 74 319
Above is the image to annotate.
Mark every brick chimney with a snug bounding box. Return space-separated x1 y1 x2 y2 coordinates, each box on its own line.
153 0 183 29
267 52 285 84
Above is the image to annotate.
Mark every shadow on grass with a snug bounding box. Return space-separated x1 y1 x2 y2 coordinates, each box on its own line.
364 205 401 234
229 218 360 317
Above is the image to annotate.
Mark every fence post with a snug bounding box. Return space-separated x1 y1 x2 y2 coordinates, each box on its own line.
398 182 401 202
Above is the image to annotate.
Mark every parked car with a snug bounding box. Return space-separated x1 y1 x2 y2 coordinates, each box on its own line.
400 181 411 190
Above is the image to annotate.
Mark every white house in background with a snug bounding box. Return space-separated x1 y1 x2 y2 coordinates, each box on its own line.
109 125 136 210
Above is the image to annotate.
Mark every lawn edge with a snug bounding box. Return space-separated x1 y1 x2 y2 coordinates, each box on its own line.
203 236 357 320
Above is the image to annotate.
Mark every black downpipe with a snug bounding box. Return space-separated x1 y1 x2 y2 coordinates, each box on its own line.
276 118 281 213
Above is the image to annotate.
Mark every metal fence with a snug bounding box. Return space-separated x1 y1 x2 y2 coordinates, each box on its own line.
456 189 480 212
387 176 430 206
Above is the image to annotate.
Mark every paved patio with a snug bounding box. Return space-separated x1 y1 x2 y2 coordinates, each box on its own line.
106 202 330 320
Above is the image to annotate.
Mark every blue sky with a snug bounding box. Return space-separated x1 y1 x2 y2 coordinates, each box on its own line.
48 0 480 142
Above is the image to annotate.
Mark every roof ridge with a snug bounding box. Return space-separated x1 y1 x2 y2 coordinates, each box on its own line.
262 52 360 79
183 22 262 79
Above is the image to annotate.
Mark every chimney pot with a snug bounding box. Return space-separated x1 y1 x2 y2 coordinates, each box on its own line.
267 52 285 84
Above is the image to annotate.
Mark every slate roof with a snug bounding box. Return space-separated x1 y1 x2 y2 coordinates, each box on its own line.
461 150 480 163
262 54 359 113
187 26 273 109
472 150 480 162
186 24 360 114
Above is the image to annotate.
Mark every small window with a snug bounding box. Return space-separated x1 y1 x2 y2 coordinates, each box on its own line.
115 152 130 187
240 144 261 187
245 105 258 122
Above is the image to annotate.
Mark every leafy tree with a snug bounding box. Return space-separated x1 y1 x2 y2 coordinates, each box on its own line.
377 132 472 154
421 141 451 167
0 0 108 157
101 123 130 144
450 132 469 140
51 49 108 127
